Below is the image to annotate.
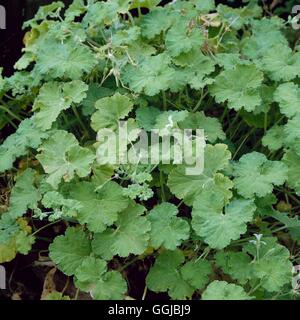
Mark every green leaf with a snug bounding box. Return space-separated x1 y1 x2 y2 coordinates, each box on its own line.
214 53 251 70
8 169 41 218
129 0 161 10
202 281 252 300
154 110 189 133
262 125 284 152
122 53 175 96
49 227 91 276
233 152 288 199
165 20 205 57
37 130 95 189
0 118 49 173
243 237 292 292
0 239 17 263
284 114 300 156
181 259 212 290
283 150 300 195
112 26 141 47
15 231 35 255
75 256 107 283
136 106 162 131
215 251 252 284
81 84 114 116
92 271 127 300
0 214 19 244
168 144 232 205
35 39 97 80
42 292 71 300
23 1 65 28
92 202 150 260
74 256 127 300
82 1 122 27
241 17 287 60
193 0 215 12
0 68 5 92
260 44 300 82
271 211 300 230
33 81 88 130
192 197 256 249
91 93 134 131
274 82 300 118
65 181 129 233
0 217 34 263
91 164 115 186
217 3 262 30
178 111 225 143
148 203 190 250
140 7 173 39
209 64 263 112
41 191 82 221
146 250 194 300
65 0 87 22
173 49 215 90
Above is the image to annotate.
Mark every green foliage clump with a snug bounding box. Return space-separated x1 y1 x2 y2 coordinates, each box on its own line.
1 0 300 300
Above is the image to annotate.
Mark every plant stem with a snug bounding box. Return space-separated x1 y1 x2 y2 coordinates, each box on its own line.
220 106 228 123
162 91 167 111
192 90 208 112
264 112 268 133
74 288 80 300
72 106 89 138
232 128 255 160
32 220 62 236
142 286 148 300
160 170 166 202
0 105 22 122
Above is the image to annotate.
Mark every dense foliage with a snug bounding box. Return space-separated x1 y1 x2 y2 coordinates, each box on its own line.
1 0 300 300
